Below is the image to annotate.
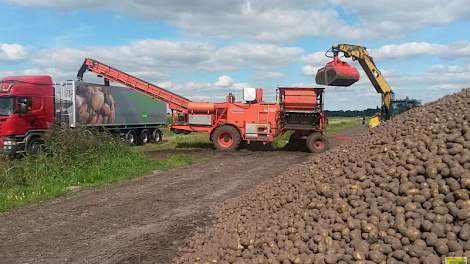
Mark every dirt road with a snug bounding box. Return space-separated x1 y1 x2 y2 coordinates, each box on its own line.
0 128 365 264
0 149 311 264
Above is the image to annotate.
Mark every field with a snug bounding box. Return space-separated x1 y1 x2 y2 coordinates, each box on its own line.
0 117 363 213
0 115 369 263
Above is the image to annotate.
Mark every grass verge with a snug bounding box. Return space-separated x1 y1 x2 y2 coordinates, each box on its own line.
0 127 196 212
326 116 365 134
142 129 212 151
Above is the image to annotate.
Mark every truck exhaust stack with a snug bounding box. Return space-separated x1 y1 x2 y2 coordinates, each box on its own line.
315 56 360 87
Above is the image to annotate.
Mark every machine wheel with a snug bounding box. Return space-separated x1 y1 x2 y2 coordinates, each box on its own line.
125 130 137 145
151 128 163 143
306 133 329 153
212 125 241 151
26 137 45 155
139 129 150 145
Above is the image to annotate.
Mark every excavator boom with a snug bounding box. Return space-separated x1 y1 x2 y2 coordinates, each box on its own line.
333 44 392 95
317 44 394 121
77 58 191 112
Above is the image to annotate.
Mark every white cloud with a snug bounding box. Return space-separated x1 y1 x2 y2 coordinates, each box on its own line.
0 43 28 63
9 0 469 41
302 65 320 76
370 42 470 60
214 75 234 87
264 71 284 79
168 76 250 101
156 81 174 89
201 43 303 71
29 40 301 80
330 0 470 36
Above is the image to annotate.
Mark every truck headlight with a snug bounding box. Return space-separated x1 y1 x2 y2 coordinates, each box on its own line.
3 140 16 146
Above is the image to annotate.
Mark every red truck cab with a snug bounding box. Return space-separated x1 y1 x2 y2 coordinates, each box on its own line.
0 75 54 154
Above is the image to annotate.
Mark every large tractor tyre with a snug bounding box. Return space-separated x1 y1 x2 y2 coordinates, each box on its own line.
151 128 163 143
125 130 137 145
138 129 150 145
306 133 329 153
211 125 241 151
26 137 45 155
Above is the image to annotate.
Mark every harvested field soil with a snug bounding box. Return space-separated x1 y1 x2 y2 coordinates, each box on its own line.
177 89 470 264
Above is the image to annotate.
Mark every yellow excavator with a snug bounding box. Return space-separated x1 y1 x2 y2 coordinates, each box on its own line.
316 44 421 128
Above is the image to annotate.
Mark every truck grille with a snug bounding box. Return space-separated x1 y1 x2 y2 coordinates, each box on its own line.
0 118 5 131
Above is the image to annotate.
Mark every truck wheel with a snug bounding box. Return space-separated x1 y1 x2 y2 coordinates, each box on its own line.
151 129 163 143
27 137 45 155
306 133 329 153
212 125 241 151
139 129 150 145
125 130 137 145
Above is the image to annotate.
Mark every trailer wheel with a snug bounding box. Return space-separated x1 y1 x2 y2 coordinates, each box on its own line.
151 129 163 143
139 129 150 145
125 130 137 145
26 137 45 155
306 133 329 153
212 125 241 151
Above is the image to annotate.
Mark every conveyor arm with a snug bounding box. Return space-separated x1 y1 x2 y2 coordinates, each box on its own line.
77 58 191 112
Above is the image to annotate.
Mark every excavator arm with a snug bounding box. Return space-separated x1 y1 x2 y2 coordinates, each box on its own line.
332 44 393 121
77 58 191 112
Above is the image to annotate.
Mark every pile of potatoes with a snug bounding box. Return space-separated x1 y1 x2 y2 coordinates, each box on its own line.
76 85 116 125
177 88 470 264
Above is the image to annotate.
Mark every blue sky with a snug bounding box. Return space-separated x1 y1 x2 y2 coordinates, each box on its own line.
1 0 470 110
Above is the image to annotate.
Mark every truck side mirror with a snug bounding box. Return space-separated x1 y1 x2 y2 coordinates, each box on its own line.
17 97 32 114
19 103 28 114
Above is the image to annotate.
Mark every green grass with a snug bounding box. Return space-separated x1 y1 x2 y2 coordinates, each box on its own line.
0 128 196 212
326 116 365 134
142 128 212 151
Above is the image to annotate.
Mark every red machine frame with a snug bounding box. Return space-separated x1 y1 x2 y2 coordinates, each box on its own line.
78 58 328 152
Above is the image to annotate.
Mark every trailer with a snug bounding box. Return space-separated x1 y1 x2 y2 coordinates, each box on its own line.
0 75 166 155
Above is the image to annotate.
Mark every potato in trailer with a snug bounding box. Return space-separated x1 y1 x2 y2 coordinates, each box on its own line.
56 80 167 145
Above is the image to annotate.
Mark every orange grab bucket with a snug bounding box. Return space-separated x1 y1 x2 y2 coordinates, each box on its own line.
315 56 360 87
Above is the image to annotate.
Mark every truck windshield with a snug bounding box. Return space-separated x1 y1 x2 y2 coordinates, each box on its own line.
0 97 14 116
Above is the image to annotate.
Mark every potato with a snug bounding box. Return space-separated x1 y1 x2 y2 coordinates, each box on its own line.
91 90 105 111
105 93 115 107
96 115 103 125
101 103 111 116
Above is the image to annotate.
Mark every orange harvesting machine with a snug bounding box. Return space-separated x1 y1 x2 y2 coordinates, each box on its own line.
78 58 328 152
